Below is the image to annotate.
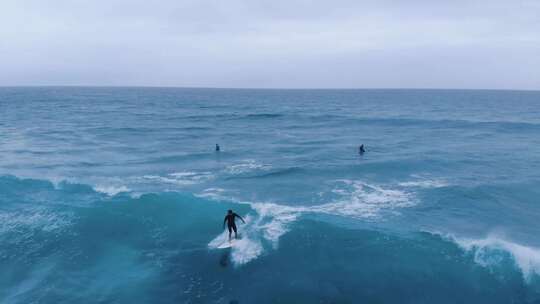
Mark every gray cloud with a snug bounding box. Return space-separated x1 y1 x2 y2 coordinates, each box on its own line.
1 0 539 89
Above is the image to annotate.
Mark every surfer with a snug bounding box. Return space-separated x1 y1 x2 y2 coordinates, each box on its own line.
359 144 366 154
223 209 245 240
215 144 220 152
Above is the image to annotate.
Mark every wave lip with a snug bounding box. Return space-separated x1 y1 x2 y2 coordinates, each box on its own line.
93 185 131 196
453 234 540 281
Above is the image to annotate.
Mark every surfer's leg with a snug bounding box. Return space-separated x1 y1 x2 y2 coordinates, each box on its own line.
232 224 238 239
227 225 232 240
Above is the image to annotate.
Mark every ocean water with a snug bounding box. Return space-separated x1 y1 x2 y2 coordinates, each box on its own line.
1 87 540 303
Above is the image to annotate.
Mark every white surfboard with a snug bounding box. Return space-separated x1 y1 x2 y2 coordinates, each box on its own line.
216 238 238 249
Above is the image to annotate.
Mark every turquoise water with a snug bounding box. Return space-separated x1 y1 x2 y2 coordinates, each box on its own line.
1 87 540 303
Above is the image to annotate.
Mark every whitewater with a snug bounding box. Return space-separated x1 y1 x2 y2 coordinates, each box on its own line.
1 87 540 303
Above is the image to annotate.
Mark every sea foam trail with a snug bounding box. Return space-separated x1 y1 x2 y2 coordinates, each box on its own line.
452 235 540 281
207 208 298 266
208 215 264 265
206 180 415 266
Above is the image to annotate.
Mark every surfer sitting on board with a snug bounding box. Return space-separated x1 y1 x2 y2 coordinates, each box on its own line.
223 210 245 241
359 144 366 154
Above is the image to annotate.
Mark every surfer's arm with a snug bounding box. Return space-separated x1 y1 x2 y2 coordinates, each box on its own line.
236 214 246 224
223 216 227 229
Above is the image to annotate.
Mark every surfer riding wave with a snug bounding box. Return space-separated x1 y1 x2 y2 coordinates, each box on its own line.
223 209 246 240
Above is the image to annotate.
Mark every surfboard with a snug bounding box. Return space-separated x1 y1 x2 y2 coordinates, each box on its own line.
217 239 237 249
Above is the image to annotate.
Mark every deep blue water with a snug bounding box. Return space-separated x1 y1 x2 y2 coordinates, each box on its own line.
1 87 540 303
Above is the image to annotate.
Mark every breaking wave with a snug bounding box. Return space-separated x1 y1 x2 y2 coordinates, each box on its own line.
452 234 540 281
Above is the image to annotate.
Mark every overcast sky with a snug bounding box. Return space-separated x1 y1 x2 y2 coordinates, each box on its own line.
1 0 539 89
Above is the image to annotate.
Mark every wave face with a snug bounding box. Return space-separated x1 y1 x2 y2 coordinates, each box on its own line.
1 88 540 303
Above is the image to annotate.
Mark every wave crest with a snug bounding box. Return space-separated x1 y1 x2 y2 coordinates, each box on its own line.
454 235 540 281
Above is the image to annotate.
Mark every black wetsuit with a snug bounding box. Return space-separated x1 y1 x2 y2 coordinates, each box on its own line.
224 213 243 233
359 145 365 154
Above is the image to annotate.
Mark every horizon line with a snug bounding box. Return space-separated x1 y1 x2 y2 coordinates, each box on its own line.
0 85 539 92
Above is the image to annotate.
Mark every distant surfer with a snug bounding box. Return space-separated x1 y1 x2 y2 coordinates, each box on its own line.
215 144 220 152
223 209 245 241
359 144 366 154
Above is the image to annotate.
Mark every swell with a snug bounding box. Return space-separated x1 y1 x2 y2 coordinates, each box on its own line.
0 176 249 303
125 152 217 165
2 175 540 303
244 113 284 119
338 117 540 131
224 166 304 180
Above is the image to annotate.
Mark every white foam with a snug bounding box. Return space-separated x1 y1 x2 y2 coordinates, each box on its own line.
453 234 540 281
196 188 231 201
170 171 213 181
398 174 448 188
208 216 264 266
231 237 263 265
94 185 131 196
399 180 448 188
33 176 133 197
142 171 214 186
250 203 300 246
48 176 67 190
312 180 414 219
224 160 271 175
